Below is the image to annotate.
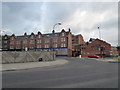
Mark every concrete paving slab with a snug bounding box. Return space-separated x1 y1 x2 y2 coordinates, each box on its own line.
1 59 68 71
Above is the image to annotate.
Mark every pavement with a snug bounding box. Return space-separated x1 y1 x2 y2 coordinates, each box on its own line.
82 57 118 62
1 58 69 71
1 57 118 72
97 58 118 62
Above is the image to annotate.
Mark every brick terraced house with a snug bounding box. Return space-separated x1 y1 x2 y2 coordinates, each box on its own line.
2 29 85 56
1 29 112 57
81 38 111 57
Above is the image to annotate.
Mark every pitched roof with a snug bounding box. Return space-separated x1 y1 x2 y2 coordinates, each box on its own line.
16 35 29 40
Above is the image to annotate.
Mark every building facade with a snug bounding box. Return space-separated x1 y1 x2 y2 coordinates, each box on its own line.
2 29 84 56
2 30 112 57
110 46 119 56
81 38 111 57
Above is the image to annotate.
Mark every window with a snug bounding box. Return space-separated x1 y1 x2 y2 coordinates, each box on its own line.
30 40 35 44
47 35 50 37
30 45 34 49
45 39 49 43
62 32 65 36
37 40 41 43
38 35 41 38
23 40 27 44
37 45 41 48
4 41 7 44
31 35 34 39
11 37 14 40
55 34 58 37
91 45 100 50
53 38 57 42
45 45 49 48
5 37 7 39
10 46 14 49
16 41 20 44
10 41 14 44
61 43 66 47
16 46 21 49
54 44 57 48
4 45 7 48
61 38 66 42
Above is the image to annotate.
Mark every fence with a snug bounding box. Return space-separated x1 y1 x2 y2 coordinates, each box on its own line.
1 51 56 64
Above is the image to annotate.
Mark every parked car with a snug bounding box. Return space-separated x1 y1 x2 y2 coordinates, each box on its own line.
88 55 100 58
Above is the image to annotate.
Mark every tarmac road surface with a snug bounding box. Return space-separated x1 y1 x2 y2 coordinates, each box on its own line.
2 57 118 88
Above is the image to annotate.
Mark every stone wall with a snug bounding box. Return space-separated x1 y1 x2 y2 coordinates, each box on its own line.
1 51 55 64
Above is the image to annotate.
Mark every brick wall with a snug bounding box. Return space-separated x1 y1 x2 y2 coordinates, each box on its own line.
82 39 111 57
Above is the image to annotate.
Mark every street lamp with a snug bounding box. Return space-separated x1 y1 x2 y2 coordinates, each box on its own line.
98 27 102 57
98 27 101 40
52 23 61 60
53 23 61 31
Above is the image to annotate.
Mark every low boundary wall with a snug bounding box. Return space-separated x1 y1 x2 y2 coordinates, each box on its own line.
1 51 55 64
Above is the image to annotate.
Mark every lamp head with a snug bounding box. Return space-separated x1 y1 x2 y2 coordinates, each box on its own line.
58 23 61 25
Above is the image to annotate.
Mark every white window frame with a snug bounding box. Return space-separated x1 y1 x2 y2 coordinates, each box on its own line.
37 40 41 43
38 35 41 38
31 35 34 39
61 43 66 47
10 41 14 45
30 45 34 49
62 32 64 36
37 45 41 48
23 40 27 44
53 38 57 42
45 39 49 43
16 41 20 44
54 44 57 48
11 37 14 40
30 40 35 44
45 45 49 48
61 38 66 42
5 37 7 39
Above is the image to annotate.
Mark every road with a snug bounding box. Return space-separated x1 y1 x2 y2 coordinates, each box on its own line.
2 57 118 88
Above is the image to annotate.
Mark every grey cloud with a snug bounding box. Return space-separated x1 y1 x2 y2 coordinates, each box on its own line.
2 2 118 46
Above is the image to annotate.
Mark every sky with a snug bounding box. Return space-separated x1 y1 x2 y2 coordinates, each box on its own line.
1 1 118 46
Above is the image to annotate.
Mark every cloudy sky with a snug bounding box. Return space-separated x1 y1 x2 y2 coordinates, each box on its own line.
1 1 118 46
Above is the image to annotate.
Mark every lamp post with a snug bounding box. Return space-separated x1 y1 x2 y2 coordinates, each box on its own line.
52 23 61 60
53 23 61 31
98 27 102 57
98 27 101 40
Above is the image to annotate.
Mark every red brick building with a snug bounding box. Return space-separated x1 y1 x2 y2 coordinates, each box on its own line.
2 29 81 56
81 38 111 57
110 46 119 56
2 30 112 57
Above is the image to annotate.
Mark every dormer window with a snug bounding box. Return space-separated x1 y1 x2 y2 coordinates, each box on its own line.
11 37 14 40
31 35 34 39
5 37 7 39
38 35 41 38
62 32 64 36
